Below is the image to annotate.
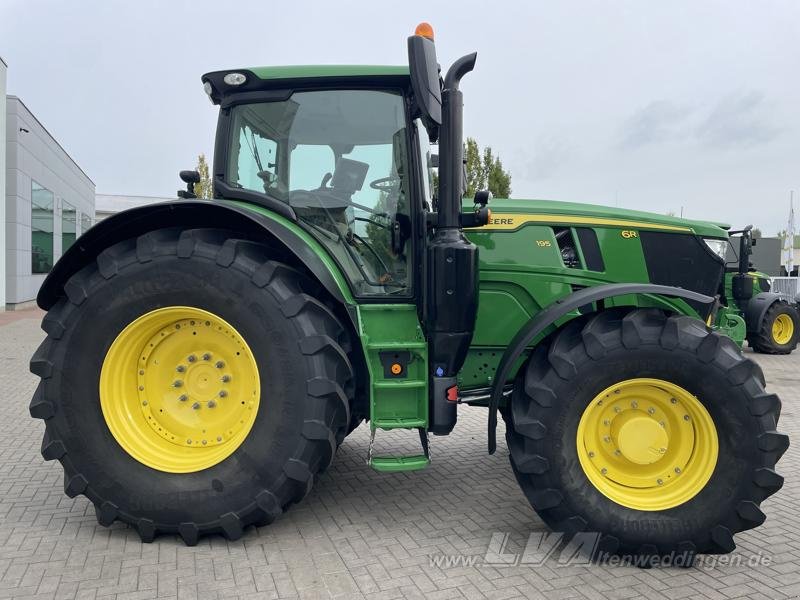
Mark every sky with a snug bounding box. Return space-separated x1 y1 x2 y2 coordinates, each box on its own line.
1 0 798 235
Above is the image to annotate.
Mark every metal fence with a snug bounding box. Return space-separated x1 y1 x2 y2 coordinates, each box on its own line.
771 277 800 300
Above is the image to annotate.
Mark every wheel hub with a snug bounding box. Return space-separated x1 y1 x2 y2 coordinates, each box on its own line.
773 313 794 345
101 307 260 472
615 414 669 465
576 378 718 510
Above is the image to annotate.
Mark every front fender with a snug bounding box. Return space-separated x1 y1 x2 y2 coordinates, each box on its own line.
38 200 354 310
486 283 715 454
743 292 784 333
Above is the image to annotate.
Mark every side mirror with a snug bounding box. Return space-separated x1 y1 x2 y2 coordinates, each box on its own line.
473 190 492 207
408 34 442 137
178 170 200 199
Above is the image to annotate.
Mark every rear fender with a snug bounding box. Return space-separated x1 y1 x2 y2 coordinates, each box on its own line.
38 200 354 310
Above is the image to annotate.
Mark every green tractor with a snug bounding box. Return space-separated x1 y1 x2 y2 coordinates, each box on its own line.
714 227 799 354
31 24 787 559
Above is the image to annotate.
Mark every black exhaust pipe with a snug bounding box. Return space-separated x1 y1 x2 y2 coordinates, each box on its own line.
427 53 479 435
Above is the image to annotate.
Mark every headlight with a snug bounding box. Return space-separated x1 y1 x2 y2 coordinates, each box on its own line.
223 72 247 86
703 238 728 261
202 81 214 103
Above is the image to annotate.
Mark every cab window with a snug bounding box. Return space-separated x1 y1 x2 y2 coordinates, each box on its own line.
227 89 412 297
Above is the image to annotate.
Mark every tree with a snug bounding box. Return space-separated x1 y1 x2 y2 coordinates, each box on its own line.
752 228 762 239
194 154 213 199
463 137 512 198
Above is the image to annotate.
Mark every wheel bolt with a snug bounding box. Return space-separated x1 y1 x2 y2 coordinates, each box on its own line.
674 467 682 474
176 365 186 373
614 449 621 456
670 397 677 404
657 478 664 485
202 440 207 445
187 439 192 444
647 407 655 415
614 406 621 413
601 468 608 475
631 401 638 409
221 375 231 383
603 436 611 443
217 436 222 442
588 451 595 458
139 369 145 375
215 361 225 369
202 353 212 361
208 400 217 408
603 419 610 426
219 390 228 398
178 394 188 402
683 414 690 421
173 380 183 388
142 400 148 406
192 402 200 410
188 355 197 363
659 420 666 427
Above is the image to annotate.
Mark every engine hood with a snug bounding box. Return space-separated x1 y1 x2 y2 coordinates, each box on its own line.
476 198 729 239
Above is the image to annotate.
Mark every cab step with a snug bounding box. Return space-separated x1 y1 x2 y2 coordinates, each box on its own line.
367 427 431 473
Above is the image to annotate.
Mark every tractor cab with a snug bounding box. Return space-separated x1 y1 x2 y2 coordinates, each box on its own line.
201 80 430 296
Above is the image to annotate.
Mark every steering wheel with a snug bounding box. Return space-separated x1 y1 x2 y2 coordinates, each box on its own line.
370 176 401 191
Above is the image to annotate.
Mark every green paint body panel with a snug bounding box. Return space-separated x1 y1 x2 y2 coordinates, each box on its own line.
459 201 712 390
249 65 409 81
356 304 428 430
714 306 747 347
222 195 729 470
480 198 729 238
369 455 430 472
718 270 773 344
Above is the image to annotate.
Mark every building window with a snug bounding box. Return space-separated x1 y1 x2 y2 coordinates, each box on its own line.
62 201 77 252
32 181 54 273
80 213 93 235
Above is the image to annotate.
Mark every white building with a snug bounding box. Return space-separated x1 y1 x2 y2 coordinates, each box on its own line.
95 193 174 221
3 58 95 309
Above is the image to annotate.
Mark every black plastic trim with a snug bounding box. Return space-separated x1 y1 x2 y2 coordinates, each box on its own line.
214 179 296 221
486 283 715 454
575 227 605 272
37 200 348 310
744 292 782 333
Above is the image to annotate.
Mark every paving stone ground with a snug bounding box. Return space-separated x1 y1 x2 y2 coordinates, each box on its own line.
1 308 797 599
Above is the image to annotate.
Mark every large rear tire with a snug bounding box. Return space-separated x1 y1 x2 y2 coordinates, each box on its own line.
748 301 799 354
504 308 788 563
30 228 353 544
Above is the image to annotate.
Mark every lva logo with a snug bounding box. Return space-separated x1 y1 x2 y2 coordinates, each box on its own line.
484 531 600 566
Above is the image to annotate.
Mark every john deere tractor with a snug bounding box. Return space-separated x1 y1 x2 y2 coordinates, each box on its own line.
31 24 787 559
714 227 799 354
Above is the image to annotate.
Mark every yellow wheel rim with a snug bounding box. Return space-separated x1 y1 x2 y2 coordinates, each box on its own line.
100 307 260 473
772 313 794 345
576 378 718 511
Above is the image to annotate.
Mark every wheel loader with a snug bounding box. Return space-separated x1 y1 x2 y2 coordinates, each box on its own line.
30 23 787 560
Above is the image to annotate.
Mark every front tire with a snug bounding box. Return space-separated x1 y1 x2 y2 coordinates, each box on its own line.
748 301 799 354
30 228 353 544
504 308 788 561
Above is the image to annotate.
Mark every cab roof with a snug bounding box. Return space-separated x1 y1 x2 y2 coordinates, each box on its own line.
249 65 410 80
201 65 411 105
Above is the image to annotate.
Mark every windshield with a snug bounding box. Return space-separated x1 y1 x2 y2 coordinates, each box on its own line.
227 89 412 296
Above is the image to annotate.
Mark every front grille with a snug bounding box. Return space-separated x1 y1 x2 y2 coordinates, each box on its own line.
639 231 724 316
